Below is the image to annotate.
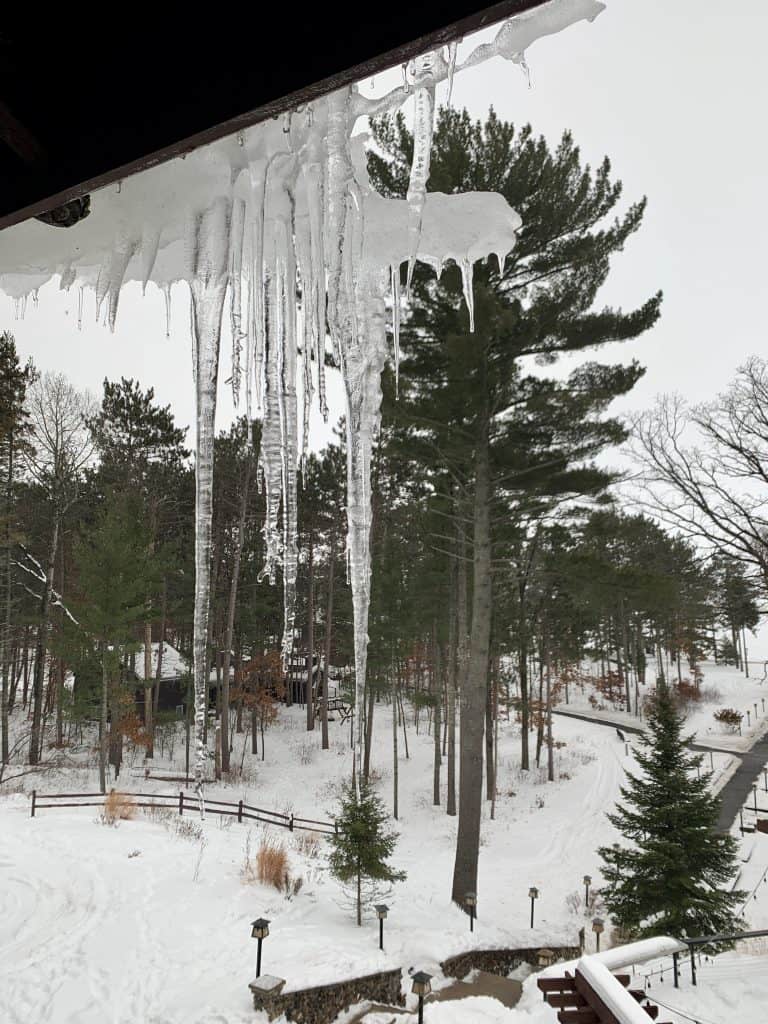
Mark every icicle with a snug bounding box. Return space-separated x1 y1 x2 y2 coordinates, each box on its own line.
405 52 437 292
188 197 232 812
303 149 327 420
96 233 137 331
248 161 268 415
446 40 459 106
460 258 475 332
163 284 172 339
59 265 76 291
77 287 84 330
496 251 506 277
518 53 532 88
141 225 161 294
258 262 285 589
277 203 300 665
391 263 401 396
229 197 247 406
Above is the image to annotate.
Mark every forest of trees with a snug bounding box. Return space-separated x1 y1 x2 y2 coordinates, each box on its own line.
1 109 764 914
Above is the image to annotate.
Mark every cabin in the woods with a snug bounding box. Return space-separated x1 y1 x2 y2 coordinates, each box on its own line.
126 643 233 715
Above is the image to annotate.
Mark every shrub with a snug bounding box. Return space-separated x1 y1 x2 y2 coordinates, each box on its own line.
675 679 701 707
101 789 136 826
714 708 743 732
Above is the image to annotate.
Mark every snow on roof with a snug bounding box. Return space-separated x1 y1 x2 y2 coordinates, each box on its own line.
132 643 233 683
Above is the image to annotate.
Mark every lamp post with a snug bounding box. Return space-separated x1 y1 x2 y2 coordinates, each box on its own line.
592 917 604 953
529 887 539 928
374 904 388 951
412 970 432 1024
251 918 270 978
465 892 477 933
583 875 592 909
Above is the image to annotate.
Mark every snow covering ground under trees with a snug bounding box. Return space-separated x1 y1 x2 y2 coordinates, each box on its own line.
2 660 768 1023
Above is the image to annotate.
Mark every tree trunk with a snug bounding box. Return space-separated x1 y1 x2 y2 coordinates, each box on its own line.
154 577 167 715
518 582 530 771
99 644 108 794
363 677 375 781
144 619 154 757
322 540 334 751
306 531 315 731
452 417 492 906
446 588 457 817
1 433 13 764
392 673 399 819
546 641 554 783
485 657 495 798
433 628 442 806
222 451 252 773
29 514 60 764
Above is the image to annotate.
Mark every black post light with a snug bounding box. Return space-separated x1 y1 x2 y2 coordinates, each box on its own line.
412 970 432 1024
583 875 592 909
251 918 270 978
465 891 477 932
375 904 388 951
592 917 604 953
529 887 539 928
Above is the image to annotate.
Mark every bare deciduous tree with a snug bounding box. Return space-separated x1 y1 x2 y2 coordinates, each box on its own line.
631 358 768 593
24 373 95 763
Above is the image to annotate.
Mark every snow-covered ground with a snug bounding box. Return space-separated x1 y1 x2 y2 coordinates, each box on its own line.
556 660 768 753
2 658 768 1023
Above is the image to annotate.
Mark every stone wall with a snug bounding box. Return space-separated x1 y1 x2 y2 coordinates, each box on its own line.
250 967 404 1023
441 946 580 980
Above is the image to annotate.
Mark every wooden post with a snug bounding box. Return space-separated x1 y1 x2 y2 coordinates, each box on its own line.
179 790 184 815
238 799 243 823
31 789 36 818
289 813 294 832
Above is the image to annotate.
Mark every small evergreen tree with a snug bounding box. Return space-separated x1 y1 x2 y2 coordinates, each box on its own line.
599 680 746 939
328 780 406 926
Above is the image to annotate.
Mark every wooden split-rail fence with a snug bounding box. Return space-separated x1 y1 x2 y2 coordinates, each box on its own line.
29 789 337 835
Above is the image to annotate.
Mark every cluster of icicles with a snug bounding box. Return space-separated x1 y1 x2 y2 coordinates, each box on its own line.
0 0 606 792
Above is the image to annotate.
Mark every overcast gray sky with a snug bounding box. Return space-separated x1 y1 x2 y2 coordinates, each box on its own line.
2 0 768 654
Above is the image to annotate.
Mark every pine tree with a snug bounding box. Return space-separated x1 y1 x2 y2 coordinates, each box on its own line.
0 332 34 763
598 680 746 939
73 489 156 792
370 107 661 905
328 780 406 926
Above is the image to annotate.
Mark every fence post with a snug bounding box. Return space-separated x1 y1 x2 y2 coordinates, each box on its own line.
31 790 36 818
289 813 294 832
334 820 338 834
179 791 184 816
238 800 243 824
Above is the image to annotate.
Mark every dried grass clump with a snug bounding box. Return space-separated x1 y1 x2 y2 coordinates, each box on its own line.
293 831 322 859
101 789 136 826
258 837 289 888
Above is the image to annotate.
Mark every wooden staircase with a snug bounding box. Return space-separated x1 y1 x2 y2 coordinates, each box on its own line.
537 971 671 1024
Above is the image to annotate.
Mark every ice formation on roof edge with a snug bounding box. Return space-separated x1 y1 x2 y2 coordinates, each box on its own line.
0 0 606 800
